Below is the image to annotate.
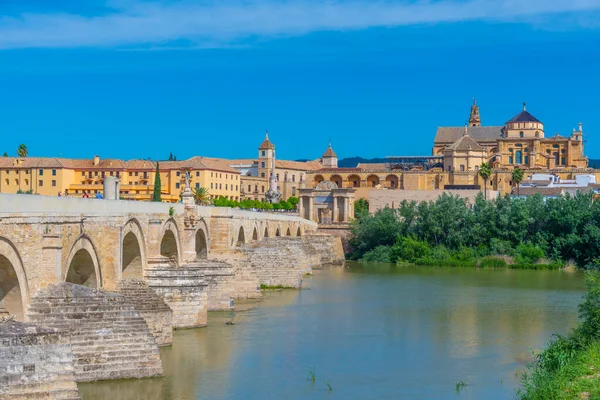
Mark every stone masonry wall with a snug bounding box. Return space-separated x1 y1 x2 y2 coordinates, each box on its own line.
116 279 173 346
26 283 163 382
0 319 80 400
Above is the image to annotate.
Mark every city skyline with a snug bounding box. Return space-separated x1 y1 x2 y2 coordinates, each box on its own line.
1 1 600 161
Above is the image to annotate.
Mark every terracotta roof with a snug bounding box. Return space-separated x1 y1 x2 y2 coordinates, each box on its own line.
259 133 275 150
0 157 127 170
512 187 563 196
125 160 156 170
313 168 362 173
322 145 337 158
275 160 321 171
434 126 504 144
446 133 485 152
159 157 240 174
60 158 127 170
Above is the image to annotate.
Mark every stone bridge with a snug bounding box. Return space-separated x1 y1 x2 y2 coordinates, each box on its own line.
0 194 342 323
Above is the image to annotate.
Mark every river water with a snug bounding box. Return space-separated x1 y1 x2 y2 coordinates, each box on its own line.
79 263 586 400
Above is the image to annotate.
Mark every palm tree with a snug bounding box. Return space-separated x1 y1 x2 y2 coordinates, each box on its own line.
193 187 211 206
512 167 525 197
478 161 492 200
17 144 28 158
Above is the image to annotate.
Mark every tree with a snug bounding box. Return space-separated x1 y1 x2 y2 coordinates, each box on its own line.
478 161 492 200
354 198 369 218
2 152 7 157
193 187 211 206
153 161 162 202
17 144 28 157
512 167 525 197
168 153 174 161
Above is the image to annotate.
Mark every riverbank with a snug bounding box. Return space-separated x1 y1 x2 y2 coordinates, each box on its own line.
519 271 600 399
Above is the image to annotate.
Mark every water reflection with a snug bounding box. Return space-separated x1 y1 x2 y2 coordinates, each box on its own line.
80 263 585 400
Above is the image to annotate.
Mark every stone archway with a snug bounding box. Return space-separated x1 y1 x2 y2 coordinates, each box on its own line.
252 227 258 241
348 174 361 188
313 175 324 187
286 227 291 236
264 226 269 239
160 219 182 265
195 229 208 259
386 175 399 189
330 175 343 189
276 226 281 237
122 218 146 280
237 226 246 246
65 235 101 288
366 175 380 187
0 237 29 322
297 226 302 237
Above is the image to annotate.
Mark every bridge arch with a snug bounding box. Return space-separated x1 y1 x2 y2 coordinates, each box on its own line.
286 226 292 236
0 237 29 321
195 226 209 259
160 218 182 265
65 234 102 289
297 226 302 237
236 226 246 246
264 226 270 239
121 218 147 280
252 225 259 241
275 225 281 237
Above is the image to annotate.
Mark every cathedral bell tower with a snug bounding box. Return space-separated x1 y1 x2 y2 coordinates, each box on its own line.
258 130 275 179
469 98 481 127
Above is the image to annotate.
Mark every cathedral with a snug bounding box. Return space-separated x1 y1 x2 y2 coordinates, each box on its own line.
434 100 587 171
307 100 592 196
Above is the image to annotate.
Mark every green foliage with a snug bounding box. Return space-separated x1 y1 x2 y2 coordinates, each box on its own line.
478 161 492 199
479 256 508 268
392 237 431 263
16 189 35 194
193 187 211 206
17 144 28 157
360 245 393 263
260 284 295 290
168 206 175 217
512 167 525 195
349 191 600 268
153 161 162 202
2 152 7 157
519 272 600 399
354 198 369 218
288 196 299 207
212 196 292 211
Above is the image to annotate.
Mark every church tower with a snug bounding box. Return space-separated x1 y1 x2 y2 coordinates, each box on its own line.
469 98 481 127
258 131 275 179
321 143 338 168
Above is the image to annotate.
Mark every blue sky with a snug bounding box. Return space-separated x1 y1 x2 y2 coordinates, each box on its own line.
1 0 600 161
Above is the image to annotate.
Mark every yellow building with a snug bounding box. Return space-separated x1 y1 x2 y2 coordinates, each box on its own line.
307 101 595 197
0 155 241 202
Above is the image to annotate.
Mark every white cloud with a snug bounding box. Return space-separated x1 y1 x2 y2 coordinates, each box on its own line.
1 0 600 49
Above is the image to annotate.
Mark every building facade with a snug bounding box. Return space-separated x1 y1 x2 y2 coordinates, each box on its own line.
307 101 594 196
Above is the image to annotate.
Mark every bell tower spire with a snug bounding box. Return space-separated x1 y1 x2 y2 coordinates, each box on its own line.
469 98 481 127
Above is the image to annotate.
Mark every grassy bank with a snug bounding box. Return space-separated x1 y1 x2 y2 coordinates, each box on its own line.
519 272 600 399
260 284 295 290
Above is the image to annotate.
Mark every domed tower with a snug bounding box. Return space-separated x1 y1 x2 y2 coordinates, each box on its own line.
321 143 338 168
504 102 544 139
258 130 275 179
469 98 481 127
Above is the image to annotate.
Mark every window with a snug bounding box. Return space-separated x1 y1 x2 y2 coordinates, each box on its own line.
516 150 523 164
176 171 180 176
561 157 566 165
39 169 43 176
248 185 251 192
236 185 238 191
176 183 180 189
143 172 148 179
276 174 279 180
211 172 213 177
25 170 29 175
535 131 540 138
292 187 296 196
39 180 43 187
211 183 213 189
135 172 139 176
116 172 120 178
292 175 296 182
195 183 200 189
129 172 133 176
261 162 265 168
524 156 529 165
509 156 514 164
561 149 566 154
220 173 222 179
219 184 222 190
196 172 200 177
475 166 479 171
52 180 56 187
262 185 265 193
226 174 228 179
460 165 465 172
519 131 524 138
261 173 265 178
262 151 265 156
110 171 114 176
101 172 105 178
52 169 56 176
226 184 228 190
553 144 559 149
255 185 258 192
554 152 559 165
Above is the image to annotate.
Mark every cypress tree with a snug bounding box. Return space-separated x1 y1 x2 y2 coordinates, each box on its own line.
153 161 162 202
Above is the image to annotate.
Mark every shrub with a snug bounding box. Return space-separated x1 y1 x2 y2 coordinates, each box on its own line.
392 237 431 263
516 243 545 265
361 245 393 263
479 256 508 268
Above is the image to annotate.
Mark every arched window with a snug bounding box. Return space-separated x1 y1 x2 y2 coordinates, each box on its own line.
515 150 523 164
519 131 524 138
535 131 540 138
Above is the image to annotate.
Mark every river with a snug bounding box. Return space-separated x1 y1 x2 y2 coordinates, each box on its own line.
79 262 586 400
